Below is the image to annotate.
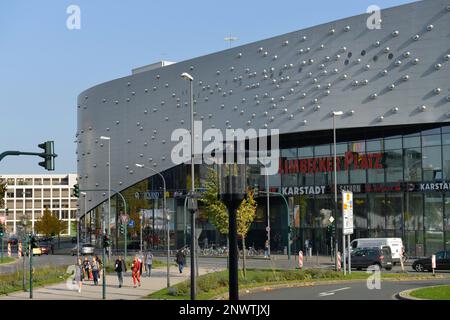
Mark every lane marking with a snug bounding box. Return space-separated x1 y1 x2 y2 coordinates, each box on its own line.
318 287 351 297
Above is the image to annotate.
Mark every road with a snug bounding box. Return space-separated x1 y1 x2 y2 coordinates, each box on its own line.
241 278 450 300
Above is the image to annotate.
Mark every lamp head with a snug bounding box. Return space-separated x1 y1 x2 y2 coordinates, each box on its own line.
181 72 193 81
332 111 344 116
135 163 144 168
100 136 110 140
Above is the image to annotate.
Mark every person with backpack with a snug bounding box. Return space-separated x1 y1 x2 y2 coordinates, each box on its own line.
114 256 127 288
131 255 141 288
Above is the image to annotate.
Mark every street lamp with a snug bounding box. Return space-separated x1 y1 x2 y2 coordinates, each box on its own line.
219 144 247 301
80 192 87 243
181 71 197 300
331 111 343 272
135 163 170 287
100 136 111 260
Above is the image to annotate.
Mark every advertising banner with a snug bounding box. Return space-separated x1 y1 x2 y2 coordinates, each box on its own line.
342 190 354 235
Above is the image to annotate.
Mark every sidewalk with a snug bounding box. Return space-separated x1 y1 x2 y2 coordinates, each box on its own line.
0 265 223 300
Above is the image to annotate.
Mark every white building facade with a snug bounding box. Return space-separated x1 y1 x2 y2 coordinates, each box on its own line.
0 174 78 236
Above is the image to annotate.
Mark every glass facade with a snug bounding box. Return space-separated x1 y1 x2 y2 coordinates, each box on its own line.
82 124 450 257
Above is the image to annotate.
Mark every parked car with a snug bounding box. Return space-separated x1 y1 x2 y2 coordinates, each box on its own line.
39 243 50 255
347 246 393 271
26 247 42 256
412 251 450 272
8 238 18 245
71 244 95 256
349 238 403 264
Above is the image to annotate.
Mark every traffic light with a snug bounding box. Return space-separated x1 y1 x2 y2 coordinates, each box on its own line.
102 235 110 248
30 235 38 249
0 223 4 237
119 224 124 235
73 184 80 198
38 141 56 171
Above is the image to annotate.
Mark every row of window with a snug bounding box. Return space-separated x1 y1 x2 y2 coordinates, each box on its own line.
5 188 75 198
3 177 70 186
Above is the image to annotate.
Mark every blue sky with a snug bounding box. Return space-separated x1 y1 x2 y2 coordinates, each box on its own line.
0 0 413 174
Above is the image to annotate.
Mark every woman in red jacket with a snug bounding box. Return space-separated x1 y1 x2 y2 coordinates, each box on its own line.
131 255 141 288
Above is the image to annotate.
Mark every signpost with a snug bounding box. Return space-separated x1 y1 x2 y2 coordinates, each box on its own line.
342 190 354 274
431 254 436 276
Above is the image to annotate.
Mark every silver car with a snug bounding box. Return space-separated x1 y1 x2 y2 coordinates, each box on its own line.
71 244 95 256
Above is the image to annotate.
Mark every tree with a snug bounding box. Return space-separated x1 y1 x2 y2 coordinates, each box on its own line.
200 168 228 235
0 178 6 209
237 189 257 277
34 208 67 248
200 167 258 276
34 209 56 237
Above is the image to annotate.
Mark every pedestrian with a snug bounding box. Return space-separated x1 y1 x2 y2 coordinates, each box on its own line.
138 252 144 276
91 256 100 285
74 258 83 293
145 250 153 277
176 249 186 273
264 240 269 258
131 255 141 288
96 255 103 283
114 256 127 288
82 257 90 281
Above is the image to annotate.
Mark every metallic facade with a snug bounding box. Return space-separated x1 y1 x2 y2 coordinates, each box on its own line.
77 0 450 213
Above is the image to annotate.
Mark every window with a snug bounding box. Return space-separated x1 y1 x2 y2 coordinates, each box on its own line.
385 149 403 182
366 139 382 152
403 136 420 148
384 137 402 150
314 144 330 156
25 189 32 198
422 146 442 181
16 189 24 198
404 148 422 181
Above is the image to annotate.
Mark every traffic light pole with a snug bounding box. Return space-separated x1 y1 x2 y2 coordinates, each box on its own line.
0 148 57 169
1 236 3 263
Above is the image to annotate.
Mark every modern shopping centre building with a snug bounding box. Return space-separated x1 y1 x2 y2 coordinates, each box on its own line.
77 0 450 256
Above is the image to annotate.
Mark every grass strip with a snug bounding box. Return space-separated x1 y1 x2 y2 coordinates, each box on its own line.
0 265 70 295
410 285 450 300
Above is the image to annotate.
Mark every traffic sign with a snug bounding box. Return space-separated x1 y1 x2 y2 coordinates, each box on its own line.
329 216 335 224
128 220 135 228
342 190 354 235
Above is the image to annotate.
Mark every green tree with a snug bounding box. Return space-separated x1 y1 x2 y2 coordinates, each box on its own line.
200 167 257 276
0 178 6 209
237 189 257 277
34 209 67 248
34 209 56 237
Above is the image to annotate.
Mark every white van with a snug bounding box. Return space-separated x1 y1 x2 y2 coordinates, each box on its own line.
350 238 403 263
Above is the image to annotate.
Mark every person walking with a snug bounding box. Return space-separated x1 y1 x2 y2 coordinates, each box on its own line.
96 255 103 284
74 258 83 293
138 252 144 277
145 250 153 277
82 257 90 281
114 256 127 288
131 255 141 288
264 240 270 259
91 256 100 285
176 249 186 273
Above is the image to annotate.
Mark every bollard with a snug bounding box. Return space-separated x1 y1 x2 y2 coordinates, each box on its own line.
7 242 11 257
337 251 341 271
18 242 22 257
298 250 304 269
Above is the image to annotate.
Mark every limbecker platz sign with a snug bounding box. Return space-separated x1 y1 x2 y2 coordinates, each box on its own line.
278 151 384 175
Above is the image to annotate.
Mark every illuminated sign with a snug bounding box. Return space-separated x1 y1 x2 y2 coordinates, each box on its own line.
279 151 384 175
